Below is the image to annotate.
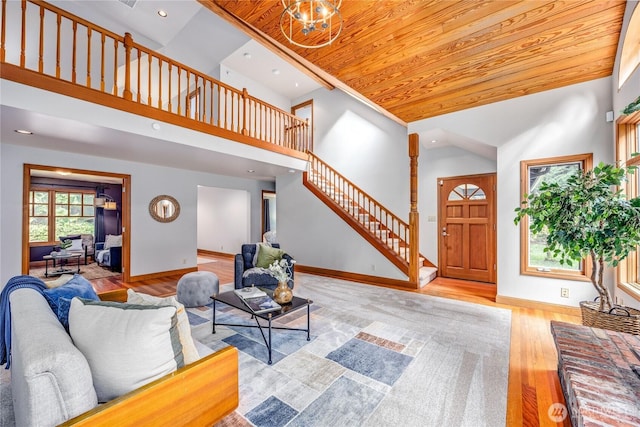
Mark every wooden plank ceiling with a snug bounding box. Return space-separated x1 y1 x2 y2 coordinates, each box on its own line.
205 0 626 124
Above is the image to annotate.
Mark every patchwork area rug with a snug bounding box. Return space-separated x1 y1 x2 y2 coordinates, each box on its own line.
189 275 512 427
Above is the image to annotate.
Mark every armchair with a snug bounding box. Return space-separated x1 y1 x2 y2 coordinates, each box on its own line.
234 243 294 290
95 234 122 272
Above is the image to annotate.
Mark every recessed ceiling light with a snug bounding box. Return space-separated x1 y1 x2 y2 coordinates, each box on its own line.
243 52 252 59
15 129 32 135
272 69 280 75
295 82 299 87
431 140 437 144
151 122 161 130
247 169 255 173
157 10 167 18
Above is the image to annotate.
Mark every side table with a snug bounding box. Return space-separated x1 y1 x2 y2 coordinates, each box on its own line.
42 253 82 277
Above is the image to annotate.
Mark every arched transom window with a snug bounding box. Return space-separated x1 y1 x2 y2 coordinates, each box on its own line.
448 184 486 201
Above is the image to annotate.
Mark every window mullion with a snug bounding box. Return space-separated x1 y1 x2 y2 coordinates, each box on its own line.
48 189 56 243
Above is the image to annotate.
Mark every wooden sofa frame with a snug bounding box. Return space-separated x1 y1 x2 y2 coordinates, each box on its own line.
60 290 239 426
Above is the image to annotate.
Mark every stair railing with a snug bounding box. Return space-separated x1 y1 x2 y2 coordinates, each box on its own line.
306 153 412 263
0 0 310 153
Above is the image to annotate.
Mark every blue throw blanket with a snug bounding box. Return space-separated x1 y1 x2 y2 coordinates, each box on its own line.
0 275 47 369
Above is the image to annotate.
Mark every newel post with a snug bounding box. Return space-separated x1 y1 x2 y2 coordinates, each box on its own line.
241 88 248 135
123 32 133 101
409 133 420 286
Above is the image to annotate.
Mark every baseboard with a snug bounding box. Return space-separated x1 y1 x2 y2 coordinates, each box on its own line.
128 266 197 282
296 265 415 290
198 249 234 259
495 294 581 316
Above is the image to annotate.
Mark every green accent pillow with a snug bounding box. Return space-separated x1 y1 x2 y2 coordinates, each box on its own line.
255 244 285 268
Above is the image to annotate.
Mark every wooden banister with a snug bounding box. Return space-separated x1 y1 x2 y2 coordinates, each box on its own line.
408 133 419 284
305 143 433 286
305 152 413 271
1 0 310 154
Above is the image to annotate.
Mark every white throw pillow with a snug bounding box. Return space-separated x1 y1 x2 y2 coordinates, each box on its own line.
126 289 200 364
69 298 184 402
68 238 83 251
104 234 122 249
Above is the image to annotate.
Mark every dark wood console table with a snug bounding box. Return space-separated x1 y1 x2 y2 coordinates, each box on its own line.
550 321 640 426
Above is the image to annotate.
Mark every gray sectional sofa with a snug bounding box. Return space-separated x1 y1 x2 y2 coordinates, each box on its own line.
8 287 239 426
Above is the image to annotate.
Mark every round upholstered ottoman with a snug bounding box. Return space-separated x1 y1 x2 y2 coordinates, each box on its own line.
176 271 219 307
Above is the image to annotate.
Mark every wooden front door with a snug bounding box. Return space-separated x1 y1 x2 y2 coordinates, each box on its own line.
438 173 496 283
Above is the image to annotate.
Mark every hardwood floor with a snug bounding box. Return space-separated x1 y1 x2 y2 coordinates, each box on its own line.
96 253 577 426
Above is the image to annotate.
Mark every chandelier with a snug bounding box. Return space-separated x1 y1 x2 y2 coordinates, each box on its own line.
280 0 343 49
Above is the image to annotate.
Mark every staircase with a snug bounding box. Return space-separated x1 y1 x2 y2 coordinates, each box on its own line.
303 153 437 287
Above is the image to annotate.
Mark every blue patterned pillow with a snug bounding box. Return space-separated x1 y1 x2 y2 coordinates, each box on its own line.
57 297 73 331
43 274 99 326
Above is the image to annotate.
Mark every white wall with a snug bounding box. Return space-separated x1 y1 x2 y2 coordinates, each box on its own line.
305 89 411 216
277 171 406 280
0 143 273 286
410 77 614 307
277 88 410 280
197 186 250 254
418 146 497 264
612 0 640 309
220 64 291 112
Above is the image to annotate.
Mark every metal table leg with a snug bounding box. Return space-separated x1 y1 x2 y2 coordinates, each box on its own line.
307 303 311 341
268 315 273 364
212 299 217 334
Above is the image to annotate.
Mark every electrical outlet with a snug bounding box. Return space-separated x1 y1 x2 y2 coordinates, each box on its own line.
182 258 187 265
371 264 376 271
560 288 569 298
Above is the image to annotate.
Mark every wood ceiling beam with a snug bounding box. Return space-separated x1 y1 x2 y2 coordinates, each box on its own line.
198 0 407 127
198 0 334 91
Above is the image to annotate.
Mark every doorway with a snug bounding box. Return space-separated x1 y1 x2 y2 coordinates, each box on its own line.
438 173 496 283
262 190 276 242
291 100 313 150
22 164 131 282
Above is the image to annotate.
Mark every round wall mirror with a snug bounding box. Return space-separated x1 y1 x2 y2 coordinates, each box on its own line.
149 195 180 223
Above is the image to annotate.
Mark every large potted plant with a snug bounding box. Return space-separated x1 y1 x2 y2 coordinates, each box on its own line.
515 161 640 333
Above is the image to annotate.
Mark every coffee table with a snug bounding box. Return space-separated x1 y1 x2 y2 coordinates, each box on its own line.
211 290 312 364
42 253 81 277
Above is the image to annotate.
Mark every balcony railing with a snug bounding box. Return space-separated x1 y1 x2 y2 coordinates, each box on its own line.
0 0 311 154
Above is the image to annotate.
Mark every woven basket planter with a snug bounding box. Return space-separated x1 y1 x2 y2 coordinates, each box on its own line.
580 300 640 335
